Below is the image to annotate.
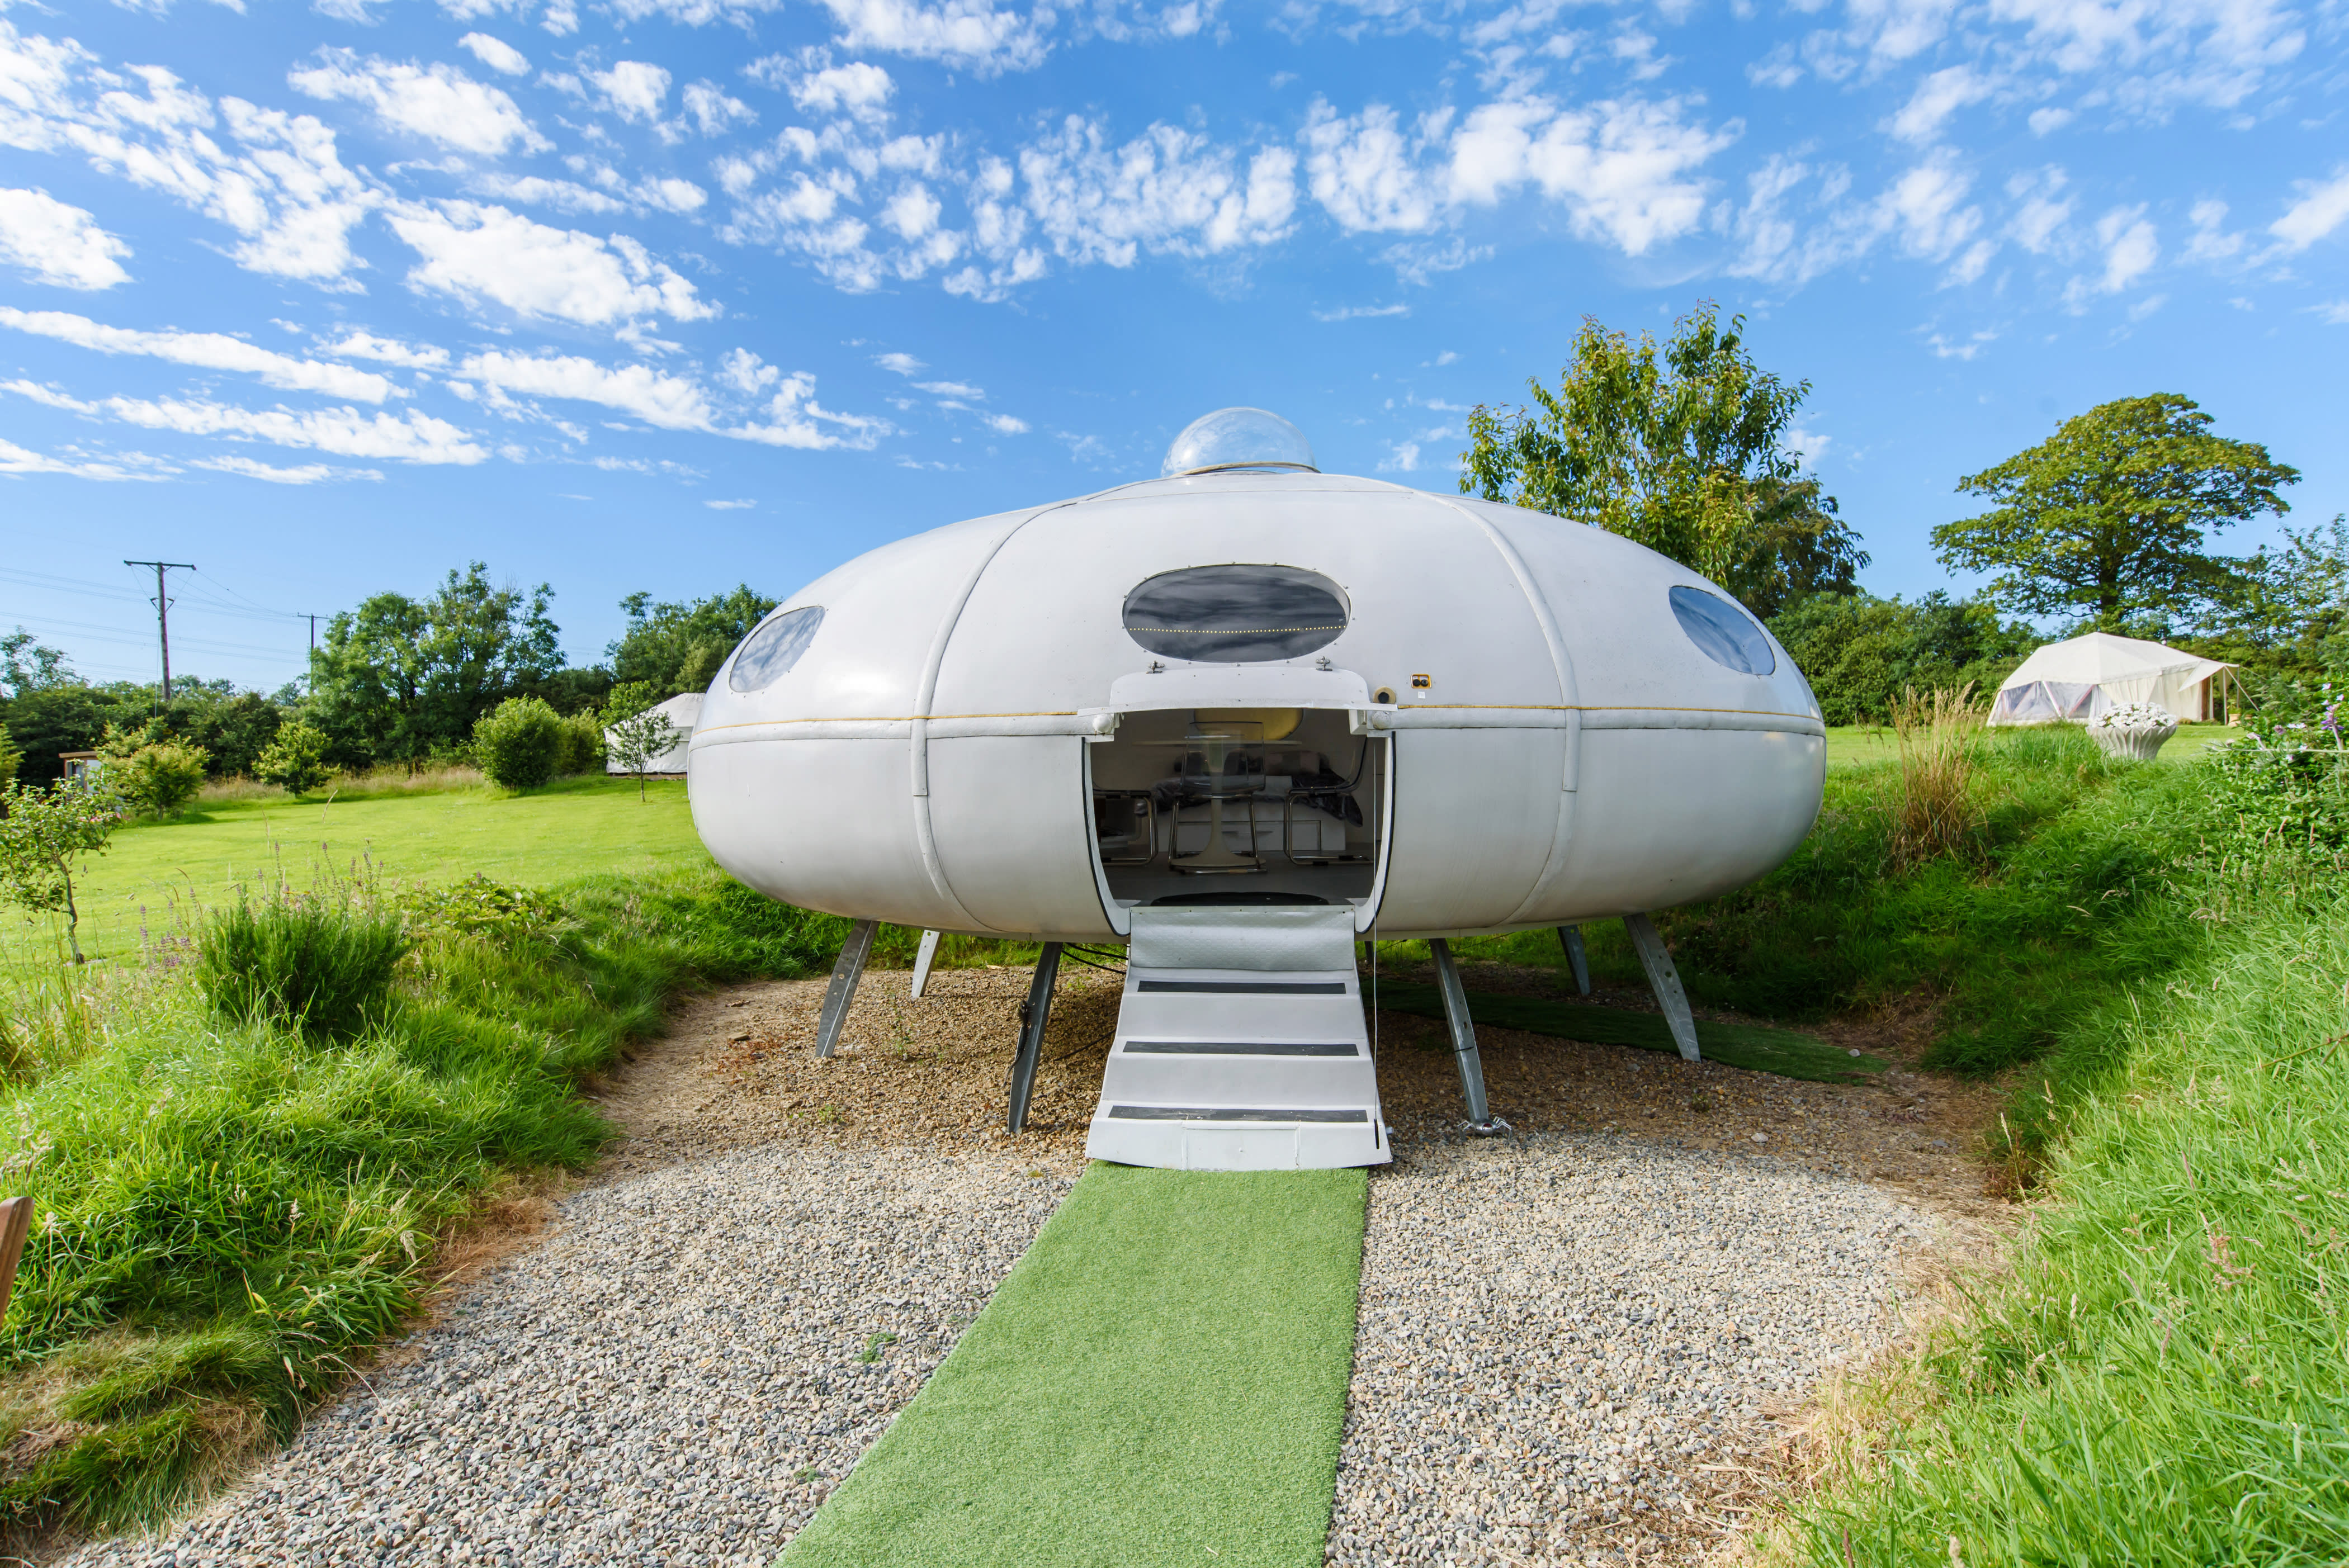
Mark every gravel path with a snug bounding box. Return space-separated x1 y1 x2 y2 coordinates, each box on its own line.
1327 1129 1926 1567
73 1146 1071 1568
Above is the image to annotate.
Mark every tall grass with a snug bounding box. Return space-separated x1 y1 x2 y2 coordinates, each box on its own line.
1885 685 1986 872
0 864 846 1535
193 892 407 1039
1777 890 2349 1565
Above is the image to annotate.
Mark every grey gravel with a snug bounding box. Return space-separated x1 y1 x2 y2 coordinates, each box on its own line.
73 1145 1070 1568
1325 1129 1925 1567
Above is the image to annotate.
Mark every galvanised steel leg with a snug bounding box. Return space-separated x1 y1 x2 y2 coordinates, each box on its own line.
1623 913 1701 1062
814 919 878 1059
1007 942 1062 1134
1430 939 1507 1135
1557 925 1591 996
909 929 942 998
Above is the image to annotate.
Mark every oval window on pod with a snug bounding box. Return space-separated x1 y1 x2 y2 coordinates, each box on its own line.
727 605 825 691
1122 565 1349 664
1667 586 1775 676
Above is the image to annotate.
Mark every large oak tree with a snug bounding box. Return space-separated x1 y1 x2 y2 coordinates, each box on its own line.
1933 394 2299 631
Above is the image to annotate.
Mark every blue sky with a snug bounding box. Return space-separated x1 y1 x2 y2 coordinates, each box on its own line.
2 0 2342 691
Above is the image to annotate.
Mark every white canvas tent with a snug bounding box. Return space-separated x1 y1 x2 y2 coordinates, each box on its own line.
605 690 702 774
1989 632 2238 726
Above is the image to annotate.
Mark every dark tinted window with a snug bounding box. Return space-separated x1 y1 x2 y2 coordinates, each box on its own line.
1123 565 1349 664
727 605 824 691
1668 586 1775 676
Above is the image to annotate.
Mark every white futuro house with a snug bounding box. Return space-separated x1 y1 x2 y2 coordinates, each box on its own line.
689 409 1825 1171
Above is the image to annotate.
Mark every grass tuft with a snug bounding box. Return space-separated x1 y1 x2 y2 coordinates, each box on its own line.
192 891 408 1040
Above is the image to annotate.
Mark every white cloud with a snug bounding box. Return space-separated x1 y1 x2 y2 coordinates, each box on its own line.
727 369 887 448
705 496 757 508
2270 166 2349 252
1018 116 1298 269
1888 64 1994 143
875 351 924 373
1784 424 1831 464
608 0 782 23
1305 94 1733 257
2313 300 2349 325
1883 151 1981 260
787 59 895 118
1377 440 1421 472
0 306 398 399
982 413 1028 433
2093 203 2157 290
1746 44 1803 88
313 0 386 24
0 187 131 288
458 33 530 75
195 454 384 482
1315 302 1410 320
916 378 984 396
4 39 380 285
815 0 1050 72
3 379 490 462
386 201 718 324
2006 165 2071 253
589 60 671 124
2028 106 2073 135
682 80 755 134
319 330 450 368
467 174 628 214
2183 198 2242 263
0 435 172 481
288 49 548 155
461 348 716 428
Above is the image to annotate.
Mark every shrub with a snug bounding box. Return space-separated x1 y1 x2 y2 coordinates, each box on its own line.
0 723 20 791
253 721 334 796
101 736 210 819
555 710 606 776
193 894 408 1040
471 697 564 791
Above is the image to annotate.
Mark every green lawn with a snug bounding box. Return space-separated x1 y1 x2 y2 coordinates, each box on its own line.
1823 722 2234 771
19 776 707 964
782 1164 1368 1568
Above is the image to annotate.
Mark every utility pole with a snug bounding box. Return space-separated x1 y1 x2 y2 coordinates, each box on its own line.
124 560 196 703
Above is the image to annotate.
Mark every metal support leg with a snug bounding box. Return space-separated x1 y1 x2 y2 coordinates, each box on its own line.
1006 942 1062 1134
909 929 941 998
1623 913 1700 1062
1430 939 1507 1135
1557 925 1591 996
814 919 877 1059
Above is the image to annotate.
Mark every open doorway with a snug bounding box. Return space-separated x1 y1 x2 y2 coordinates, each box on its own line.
1085 706 1388 915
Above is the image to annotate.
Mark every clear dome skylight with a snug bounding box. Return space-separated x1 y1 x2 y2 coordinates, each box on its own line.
1160 408 1318 477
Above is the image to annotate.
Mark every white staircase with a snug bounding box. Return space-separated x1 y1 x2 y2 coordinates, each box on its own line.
1085 905 1389 1171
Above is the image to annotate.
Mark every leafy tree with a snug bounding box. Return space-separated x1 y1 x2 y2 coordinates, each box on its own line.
554 711 606 776
1460 302 1868 617
0 724 18 792
254 722 335 796
309 563 566 769
1933 394 2299 632
0 780 121 964
472 697 565 791
610 586 776 700
97 723 209 818
1770 592 2041 727
2188 514 2349 678
602 684 680 800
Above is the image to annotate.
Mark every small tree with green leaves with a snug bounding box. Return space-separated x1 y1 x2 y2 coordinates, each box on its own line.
255 721 335 795
472 696 565 792
0 780 122 963
1933 394 2299 632
96 723 209 818
602 682 680 800
0 723 20 792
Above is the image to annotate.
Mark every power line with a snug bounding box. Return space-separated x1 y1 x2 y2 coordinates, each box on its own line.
124 560 195 703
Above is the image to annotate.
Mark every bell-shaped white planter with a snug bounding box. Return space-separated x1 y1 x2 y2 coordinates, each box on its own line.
2090 721 2178 761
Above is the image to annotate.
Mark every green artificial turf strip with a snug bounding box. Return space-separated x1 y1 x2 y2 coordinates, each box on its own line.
781 1162 1368 1568
17 776 707 963
1369 980 1890 1084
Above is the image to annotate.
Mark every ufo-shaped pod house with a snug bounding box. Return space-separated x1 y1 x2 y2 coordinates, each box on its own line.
689 411 1825 1171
